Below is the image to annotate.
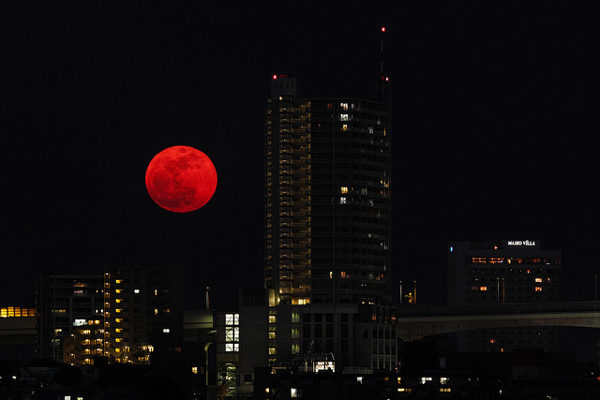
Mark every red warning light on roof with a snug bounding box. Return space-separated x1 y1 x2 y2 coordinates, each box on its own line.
381 27 386 32
273 75 278 80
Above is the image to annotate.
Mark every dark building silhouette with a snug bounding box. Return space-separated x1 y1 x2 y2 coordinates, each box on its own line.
36 266 184 365
447 240 561 353
265 75 392 307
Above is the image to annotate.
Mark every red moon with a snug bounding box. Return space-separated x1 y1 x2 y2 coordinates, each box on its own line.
145 146 217 213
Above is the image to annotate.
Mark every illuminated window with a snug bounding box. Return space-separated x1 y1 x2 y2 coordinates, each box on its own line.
480 286 488 291
134 289 140 294
535 287 543 292
340 102 348 110
115 289 122 294
535 277 542 283
268 347 277 355
340 186 348 194
340 197 347 204
115 279 122 284
268 315 277 323
291 343 300 354
291 312 300 323
226 314 239 325
490 339 496 344
342 124 348 131
291 388 302 398
340 114 349 121
226 327 240 341
163 328 170 333
440 388 451 393
225 343 239 352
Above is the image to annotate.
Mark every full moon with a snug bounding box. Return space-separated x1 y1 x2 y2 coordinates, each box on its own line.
145 146 217 213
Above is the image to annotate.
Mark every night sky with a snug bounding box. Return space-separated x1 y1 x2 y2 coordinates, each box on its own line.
3 2 600 311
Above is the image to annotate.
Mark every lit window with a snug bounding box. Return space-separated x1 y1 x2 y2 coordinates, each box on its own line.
226 314 239 326
340 114 349 121
226 327 240 341
163 328 170 333
340 102 348 110
115 279 122 284
134 289 140 294
340 187 348 194
291 343 300 354
268 347 277 355
535 277 542 283
535 287 543 292
342 124 348 131
225 343 239 352
291 388 302 398
490 339 496 344
340 197 347 204
480 286 488 291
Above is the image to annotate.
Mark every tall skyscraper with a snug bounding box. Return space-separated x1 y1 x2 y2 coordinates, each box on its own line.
265 75 392 307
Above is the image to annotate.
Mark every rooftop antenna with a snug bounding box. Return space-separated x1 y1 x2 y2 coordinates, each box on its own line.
379 26 389 102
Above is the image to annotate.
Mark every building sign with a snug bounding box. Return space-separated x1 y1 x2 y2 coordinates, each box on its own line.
507 240 536 247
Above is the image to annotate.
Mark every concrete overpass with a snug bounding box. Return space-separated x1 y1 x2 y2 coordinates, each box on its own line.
396 301 600 341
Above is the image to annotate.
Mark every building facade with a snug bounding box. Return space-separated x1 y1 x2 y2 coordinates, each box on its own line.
447 240 561 352
265 75 392 307
102 265 184 364
37 265 184 365
35 274 104 361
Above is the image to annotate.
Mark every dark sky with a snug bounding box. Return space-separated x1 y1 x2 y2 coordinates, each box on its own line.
2 2 600 310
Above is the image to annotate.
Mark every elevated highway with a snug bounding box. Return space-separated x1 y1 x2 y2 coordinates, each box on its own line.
396 301 600 341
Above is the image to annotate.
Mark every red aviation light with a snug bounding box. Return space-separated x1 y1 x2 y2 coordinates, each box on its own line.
272 74 278 80
381 27 386 32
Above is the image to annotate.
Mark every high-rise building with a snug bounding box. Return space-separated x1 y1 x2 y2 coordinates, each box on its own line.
37 265 184 365
447 240 561 352
102 265 184 364
35 274 104 361
265 75 392 307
